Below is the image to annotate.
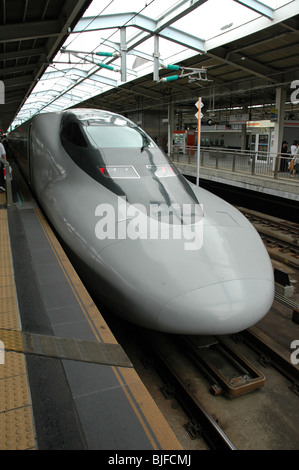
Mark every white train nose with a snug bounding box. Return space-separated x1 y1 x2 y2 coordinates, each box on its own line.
157 279 274 335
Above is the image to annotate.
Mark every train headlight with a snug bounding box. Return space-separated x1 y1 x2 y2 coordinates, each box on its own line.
99 166 140 179
146 165 177 178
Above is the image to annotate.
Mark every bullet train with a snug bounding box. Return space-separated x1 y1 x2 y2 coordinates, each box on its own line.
9 109 274 335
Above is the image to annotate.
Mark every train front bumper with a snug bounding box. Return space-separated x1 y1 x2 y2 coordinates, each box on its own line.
156 278 274 335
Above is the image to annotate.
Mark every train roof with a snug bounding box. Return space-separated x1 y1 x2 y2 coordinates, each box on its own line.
63 108 136 127
66 108 117 118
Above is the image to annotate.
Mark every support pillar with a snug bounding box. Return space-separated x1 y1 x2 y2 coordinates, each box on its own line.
271 86 286 178
153 35 160 82
168 103 174 156
120 28 127 83
241 106 248 152
241 124 247 152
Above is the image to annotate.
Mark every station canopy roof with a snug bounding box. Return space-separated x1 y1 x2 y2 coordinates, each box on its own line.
5 0 299 130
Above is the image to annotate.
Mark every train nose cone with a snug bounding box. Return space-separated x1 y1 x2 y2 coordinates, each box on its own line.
157 279 274 335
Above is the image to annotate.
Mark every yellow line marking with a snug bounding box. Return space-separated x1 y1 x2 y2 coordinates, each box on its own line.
0 210 36 450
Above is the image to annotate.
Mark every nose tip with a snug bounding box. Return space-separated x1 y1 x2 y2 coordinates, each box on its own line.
157 279 274 335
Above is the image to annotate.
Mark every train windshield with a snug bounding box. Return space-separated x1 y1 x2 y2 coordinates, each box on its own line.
84 124 155 150
61 110 200 211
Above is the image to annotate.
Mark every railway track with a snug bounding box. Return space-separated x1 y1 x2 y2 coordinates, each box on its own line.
238 208 299 315
238 207 299 269
237 207 299 245
101 291 299 450
240 327 299 394
138 330 237 450
130 318 299 450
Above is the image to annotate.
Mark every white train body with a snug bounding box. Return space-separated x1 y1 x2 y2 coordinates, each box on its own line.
9 109 274 334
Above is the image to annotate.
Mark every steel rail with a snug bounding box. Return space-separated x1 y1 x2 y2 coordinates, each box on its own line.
141 331 236 450
243 328 299 388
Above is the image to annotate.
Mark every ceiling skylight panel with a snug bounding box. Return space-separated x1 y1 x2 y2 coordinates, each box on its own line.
251 0 293 8
64 28 120 55
80 78 103 90
144 0 191 20
83 0 182 19
172 0 259 41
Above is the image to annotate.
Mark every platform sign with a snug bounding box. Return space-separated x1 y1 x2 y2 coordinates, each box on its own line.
195 99 204 120
229 113 249 123
195 98 203 186
270 108 278 122
194 111 203 120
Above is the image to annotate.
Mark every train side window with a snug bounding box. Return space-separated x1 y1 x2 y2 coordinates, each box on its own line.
61 122 88 147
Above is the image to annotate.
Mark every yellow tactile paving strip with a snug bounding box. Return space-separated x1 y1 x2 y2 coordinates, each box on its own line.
0 192 6 206
0 209 36 450
0 205 181 450
0 328 132 368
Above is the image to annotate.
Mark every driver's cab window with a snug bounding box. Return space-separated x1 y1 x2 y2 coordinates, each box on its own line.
61 121 88 147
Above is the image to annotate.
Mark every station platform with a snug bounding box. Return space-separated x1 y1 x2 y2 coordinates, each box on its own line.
0 186 182 450
174 161 299 203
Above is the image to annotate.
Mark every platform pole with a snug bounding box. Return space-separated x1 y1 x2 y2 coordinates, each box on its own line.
271 86 286 178
196 97 202 186
168 102 174 157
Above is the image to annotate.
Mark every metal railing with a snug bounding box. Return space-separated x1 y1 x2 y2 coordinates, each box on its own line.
170 146 298 182
0 157 13 207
